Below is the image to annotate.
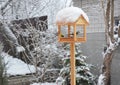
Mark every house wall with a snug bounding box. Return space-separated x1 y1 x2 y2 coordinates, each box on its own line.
114 0 120 17
73 0 120 33
114 0 120 26
73 0 105 33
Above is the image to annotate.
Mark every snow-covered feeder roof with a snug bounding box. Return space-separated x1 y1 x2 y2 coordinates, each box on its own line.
56 7 89 25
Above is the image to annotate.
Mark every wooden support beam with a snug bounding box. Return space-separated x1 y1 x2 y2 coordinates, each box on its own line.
68 25 71 37
59 38 86 42
84 25 86 41
74 25 77 41
58 25 61 41
70 42 76 85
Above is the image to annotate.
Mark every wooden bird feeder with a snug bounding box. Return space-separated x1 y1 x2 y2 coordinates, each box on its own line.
56 7 89 85
56 8 89 43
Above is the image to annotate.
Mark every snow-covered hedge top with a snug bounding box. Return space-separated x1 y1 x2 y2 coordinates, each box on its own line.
56 7 89 24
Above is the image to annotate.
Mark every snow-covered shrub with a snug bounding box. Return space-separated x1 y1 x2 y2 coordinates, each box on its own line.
56 43 95 85
11 24 64 82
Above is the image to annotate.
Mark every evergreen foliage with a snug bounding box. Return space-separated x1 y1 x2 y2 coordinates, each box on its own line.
56 43 95 85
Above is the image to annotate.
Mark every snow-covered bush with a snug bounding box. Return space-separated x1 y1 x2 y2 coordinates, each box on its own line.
56 43 95 85
12 25 64 82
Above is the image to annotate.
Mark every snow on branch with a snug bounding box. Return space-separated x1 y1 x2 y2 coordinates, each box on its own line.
103 23 120 57
16 46 25 53
97 74 105 85
0 22 18 44
0 0 13 15
0 22 25 53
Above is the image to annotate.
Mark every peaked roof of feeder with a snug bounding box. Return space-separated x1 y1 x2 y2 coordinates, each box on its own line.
56 7 89 25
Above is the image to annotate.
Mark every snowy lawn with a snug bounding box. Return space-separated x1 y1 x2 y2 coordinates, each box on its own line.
31 82 56 85
1 52 36 76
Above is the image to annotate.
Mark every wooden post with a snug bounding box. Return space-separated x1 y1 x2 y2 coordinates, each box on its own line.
58 25 61 41
70 42 76 85
74 25 77 41
68 25 70 37
84 25 86 41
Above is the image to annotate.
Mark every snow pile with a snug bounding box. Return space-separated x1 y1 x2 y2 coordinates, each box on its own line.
1 52 36 76
56 7 89 24
97 74 105 85
114 34 118 39
56 77 64 85
31 82 56 85
118 38 120 43
108 38 115 51
16 46 25 52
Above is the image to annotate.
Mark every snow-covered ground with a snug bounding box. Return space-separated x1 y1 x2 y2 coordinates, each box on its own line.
1 52 59 84
1 52 59 85
31 82 56 85
1 52 36 76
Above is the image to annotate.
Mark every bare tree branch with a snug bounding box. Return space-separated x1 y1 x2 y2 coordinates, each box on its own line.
0 0 13 15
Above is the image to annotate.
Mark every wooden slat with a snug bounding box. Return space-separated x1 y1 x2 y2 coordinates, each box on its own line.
76 15 89 25
77 38 86 42
74 25 77 41
68 25 70 37
83 25 86 41
59 38 74 42
59 37 86 42
58 25 61 41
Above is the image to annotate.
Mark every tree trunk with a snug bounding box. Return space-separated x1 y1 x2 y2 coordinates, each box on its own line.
118 26 120 37
102 52 113 85
105 0 111 46
99 0 115 85
110 0 114 42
